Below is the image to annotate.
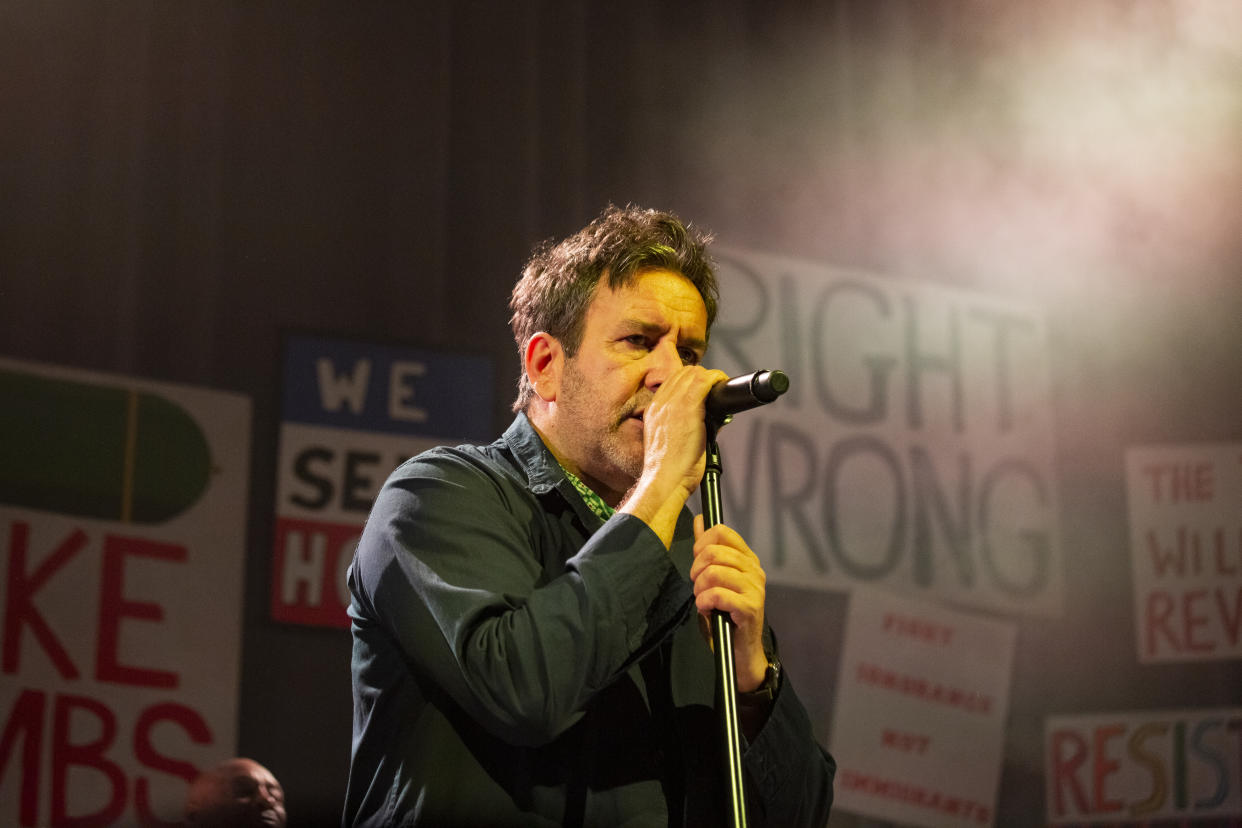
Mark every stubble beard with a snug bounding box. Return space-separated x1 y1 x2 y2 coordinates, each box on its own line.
558 360 646 497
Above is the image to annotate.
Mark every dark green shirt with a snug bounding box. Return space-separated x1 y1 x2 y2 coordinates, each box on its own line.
344 413 834 826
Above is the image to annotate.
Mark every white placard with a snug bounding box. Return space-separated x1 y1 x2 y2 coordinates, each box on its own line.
270 334 492 627
711 248 1062 617
829 585 1017 827
1045 707 1242 823
0 356 251 826
1126 443 1242 663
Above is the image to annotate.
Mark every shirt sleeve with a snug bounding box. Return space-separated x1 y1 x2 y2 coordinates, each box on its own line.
743 672 837 828
349 449 695 748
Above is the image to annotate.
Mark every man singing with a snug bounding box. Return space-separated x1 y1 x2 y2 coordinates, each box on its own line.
344 205 835 826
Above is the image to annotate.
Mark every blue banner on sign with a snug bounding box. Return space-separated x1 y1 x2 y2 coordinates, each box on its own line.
282 335 493 438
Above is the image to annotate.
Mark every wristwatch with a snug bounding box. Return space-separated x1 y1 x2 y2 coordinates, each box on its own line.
738 654 781 705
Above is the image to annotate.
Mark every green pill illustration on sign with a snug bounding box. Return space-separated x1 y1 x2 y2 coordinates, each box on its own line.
0 369 213 523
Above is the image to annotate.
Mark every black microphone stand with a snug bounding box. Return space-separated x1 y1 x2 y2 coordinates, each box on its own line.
700 414 748 828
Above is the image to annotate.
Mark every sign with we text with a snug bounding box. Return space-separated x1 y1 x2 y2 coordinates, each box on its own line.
270 334 492 627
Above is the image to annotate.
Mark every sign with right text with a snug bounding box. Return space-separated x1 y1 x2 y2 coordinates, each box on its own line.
711 248 1062 617
1125 443 1242 663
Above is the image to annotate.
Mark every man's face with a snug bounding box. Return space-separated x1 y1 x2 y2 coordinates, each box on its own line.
550 268 708 501
187 758 286 828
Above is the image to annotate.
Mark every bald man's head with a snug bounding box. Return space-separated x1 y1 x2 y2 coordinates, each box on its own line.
185 757 286 828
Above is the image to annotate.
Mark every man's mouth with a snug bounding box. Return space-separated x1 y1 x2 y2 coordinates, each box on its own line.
617 398 650 429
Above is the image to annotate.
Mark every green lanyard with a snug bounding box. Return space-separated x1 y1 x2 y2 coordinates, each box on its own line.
561 467 615 523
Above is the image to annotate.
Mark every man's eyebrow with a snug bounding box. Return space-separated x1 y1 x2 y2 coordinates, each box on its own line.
682 334 708 353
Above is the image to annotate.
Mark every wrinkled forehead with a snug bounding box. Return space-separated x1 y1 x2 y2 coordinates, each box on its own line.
592 268 709 330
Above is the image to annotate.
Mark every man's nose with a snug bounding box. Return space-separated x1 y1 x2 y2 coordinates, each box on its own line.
645 340 683 388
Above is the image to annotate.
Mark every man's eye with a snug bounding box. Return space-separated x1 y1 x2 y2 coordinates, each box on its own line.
679 349 701 366
623 335 649 347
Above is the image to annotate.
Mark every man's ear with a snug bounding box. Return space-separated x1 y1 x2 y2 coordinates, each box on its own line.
523 332 564 403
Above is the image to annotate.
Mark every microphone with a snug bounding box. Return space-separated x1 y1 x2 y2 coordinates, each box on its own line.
705 370 789 422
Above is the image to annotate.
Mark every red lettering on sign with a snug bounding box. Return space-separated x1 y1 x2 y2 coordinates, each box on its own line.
881 728 931 754
881 611 955 645
1049 728 1089 817
1182 589 1213 653
1146 590 1177 655
1141 463 1214 503
1 689 216 827
133 703 214 827
4 522 192 686
96 535 186 688
3 521 85 679
1092 724 1125 814
839 768 992 824
1148 526 1242 578
270 516 357 628
0 688 45 825
1145 586 1242 656
52 693 126 827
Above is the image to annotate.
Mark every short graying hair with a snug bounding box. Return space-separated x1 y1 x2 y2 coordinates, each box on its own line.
508 204 719 412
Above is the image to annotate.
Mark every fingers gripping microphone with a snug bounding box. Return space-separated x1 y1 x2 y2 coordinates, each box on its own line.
705 369 789 423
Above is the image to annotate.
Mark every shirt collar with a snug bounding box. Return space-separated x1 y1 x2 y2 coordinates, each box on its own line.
502 412 563 495
502 413 617 526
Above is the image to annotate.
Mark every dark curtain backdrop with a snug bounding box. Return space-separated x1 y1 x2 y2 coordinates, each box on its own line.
3 1 1241 826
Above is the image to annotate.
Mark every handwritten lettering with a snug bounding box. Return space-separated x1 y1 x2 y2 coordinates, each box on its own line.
881 728 932 754
881 611 955 645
